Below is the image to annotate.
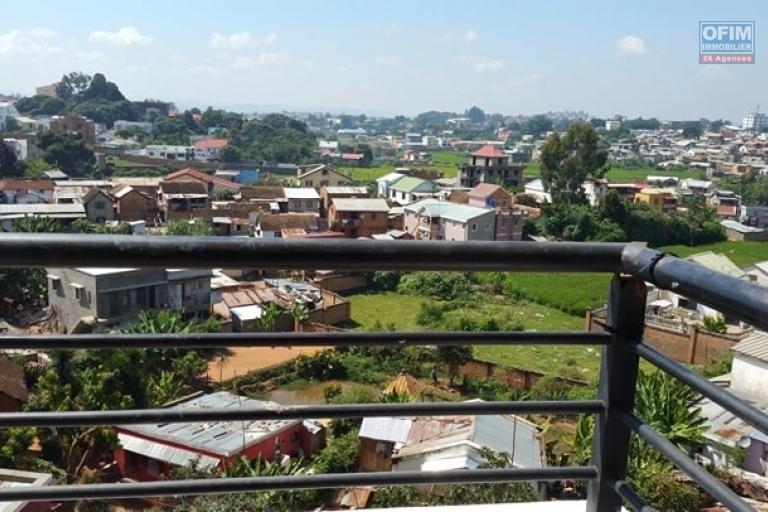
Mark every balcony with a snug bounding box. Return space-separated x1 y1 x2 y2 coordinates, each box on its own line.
0 234 767 511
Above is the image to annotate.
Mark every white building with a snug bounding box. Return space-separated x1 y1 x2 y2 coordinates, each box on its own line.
0 101 20 131
114 120 154 134
2 138 28 160
742 112 768 132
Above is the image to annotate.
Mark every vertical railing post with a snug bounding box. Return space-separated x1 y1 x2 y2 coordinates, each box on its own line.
586 275 646 511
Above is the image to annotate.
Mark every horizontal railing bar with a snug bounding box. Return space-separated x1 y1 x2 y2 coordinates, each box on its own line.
0 331 611 350
0 466 599 502
0 234 627 272
622 245 768 332
619 411 752 512
609 479 656 512
0 400 605 428
632 342 768 437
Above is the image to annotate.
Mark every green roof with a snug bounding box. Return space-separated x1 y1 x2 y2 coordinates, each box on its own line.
405 198 491 222
390 176 434 193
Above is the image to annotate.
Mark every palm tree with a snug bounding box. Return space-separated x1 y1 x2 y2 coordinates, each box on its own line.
12 215 61 233
256 302 282 332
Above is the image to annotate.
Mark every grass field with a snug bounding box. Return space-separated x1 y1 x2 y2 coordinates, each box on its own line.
345 291 598 379
499 272 612 315
523 161 703 182
661 241 768 267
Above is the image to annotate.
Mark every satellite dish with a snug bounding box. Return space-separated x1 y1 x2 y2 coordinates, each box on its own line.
738 435 752 449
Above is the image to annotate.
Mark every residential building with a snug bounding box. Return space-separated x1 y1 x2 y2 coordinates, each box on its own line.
494 209 523 241
296 164 352 188
457 145 522 188
699 331 768 474
583 179 608 206
0 468 54 512
467 183 512 209
115 392 323 481
707 190 741 219
523 178 551 204
46 267 213 332
192 138 228 160
163 167 240 196
158 181 209 220
403 198 496 241
0 180 54 204
284 187 320 214
740 205 768 229
319 185 368 215
112 185 156 224
53 180 110 204
721 220 768 242
328 198 389 238
239 186 286 212
113 120 153 134
389 176 437 205
376 172 405 198
359 405 545 475
254 213 319 238
634 188 678 213
605 118 622 131
742 111 768 132
35 82 59 97
681 179 714 196
0 204 85 231
82 188 116 223
0 102 19 131
48 116 96 144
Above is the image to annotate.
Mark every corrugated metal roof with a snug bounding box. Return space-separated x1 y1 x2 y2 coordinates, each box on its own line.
405 198 491 222
331 198 389 212
118 433 220 469
732 330 768 362
686 251 746 279
359 417 412 443
118 392 299 457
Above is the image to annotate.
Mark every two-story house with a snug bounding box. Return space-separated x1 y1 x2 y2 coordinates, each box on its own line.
457 145 522 188
158 181 210 220
47 267 213 332
112 185 157 224
82 188 116 223
284 188 320 214
319 186 369 216
467 183 512 209
328 198 389 238
0 180 54 204
296 164 352 188
403 198 495 241
389 177 437 206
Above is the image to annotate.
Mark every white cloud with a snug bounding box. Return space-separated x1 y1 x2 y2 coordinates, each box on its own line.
375 56 401 65
463 29 479 43
457 54 504 71
508 73 543 86
0 29 61 56
74 50 105 61
209 31 277 50
615 35 648 56
444 29 479 43
189 65 221 76
89 26 154 46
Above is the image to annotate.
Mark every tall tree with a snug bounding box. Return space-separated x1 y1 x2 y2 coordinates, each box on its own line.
56 72 92 104
539 123 608 205
465 106 486 124
36 131 95 176
0 141 22 178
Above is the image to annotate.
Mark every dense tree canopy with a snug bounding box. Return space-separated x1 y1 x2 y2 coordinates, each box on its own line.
525 114 554 136
13 95 67 116
36 130 95 176
540 123 608 204
0 141 22 178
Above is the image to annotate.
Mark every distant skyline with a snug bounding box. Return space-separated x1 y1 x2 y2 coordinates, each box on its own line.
0 0 766 121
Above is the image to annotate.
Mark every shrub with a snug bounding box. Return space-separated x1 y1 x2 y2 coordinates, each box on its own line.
398 272 476 301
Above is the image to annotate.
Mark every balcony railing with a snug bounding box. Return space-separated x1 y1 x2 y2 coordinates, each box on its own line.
1 234 768 511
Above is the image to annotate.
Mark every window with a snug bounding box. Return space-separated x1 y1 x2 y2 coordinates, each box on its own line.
485 223 491 231
471 223 478 231
322 169 328 175
95 201 106 209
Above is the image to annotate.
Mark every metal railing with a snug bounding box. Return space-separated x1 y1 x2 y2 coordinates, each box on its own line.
1 234 768 511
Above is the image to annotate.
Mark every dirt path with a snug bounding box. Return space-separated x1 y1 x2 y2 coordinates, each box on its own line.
207 346 326 383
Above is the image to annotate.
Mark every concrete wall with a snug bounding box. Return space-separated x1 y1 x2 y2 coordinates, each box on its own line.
443 212 495 241
731 355 768 402
85 193 116 223
313 274 367 293
47 268 98 333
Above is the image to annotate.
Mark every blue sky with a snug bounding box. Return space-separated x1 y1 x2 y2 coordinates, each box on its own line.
0 0 765 120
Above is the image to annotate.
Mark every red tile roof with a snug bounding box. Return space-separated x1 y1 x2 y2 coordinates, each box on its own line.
341 153 365 160
164 168 240 190
470 145 508 158
193 139 228 151
468 183 503 198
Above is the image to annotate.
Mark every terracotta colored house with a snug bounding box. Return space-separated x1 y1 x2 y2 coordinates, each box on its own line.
328 198 389 238
319 185 369 216
467 183 512 209
158 180 209 220
113 185 156 224
164 167 240 196
114 392 323 481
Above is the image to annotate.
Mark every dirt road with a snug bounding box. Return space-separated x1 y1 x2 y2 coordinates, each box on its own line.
207 346 326 382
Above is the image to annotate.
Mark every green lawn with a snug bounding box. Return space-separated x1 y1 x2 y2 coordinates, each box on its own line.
523 161 703 182
345 291 597 379
661 241 768 267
